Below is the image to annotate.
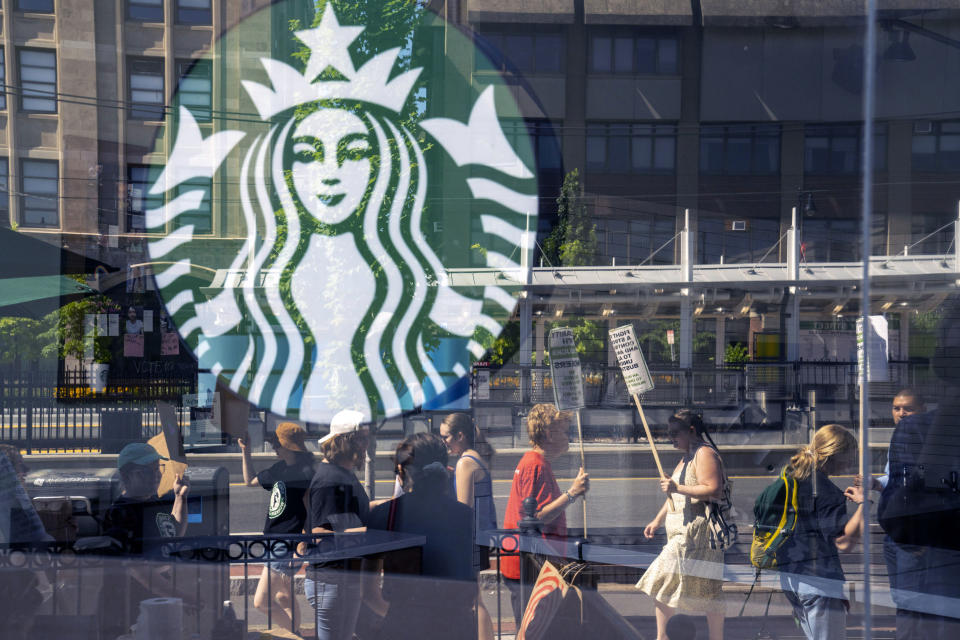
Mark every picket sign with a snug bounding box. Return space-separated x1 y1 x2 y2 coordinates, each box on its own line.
608 324 675 511
547 327 589 536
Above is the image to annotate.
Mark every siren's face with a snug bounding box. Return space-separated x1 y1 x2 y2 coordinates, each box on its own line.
291 109 373 224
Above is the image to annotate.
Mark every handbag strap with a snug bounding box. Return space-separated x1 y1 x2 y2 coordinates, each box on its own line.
386 497 398 531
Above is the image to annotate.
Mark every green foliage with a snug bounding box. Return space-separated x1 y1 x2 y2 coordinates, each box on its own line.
724 342 749 366
0 317 45 366
484 320 520 366
542 169 597 267
547 318 605 363
54 296 120 363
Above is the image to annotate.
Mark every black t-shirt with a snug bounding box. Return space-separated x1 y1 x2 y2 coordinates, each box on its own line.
777 471 849 581
103 494 179 556
307 462 369 533
257 459 315 535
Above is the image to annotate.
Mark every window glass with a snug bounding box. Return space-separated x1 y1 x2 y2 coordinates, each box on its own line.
0 49 6 111
0 158 8 226
725 136 751 174
636 37 656 73
591 36 611 72
504 34 534 74
608 125 630 169
657 37 678 73
177 177 212 234
653 135 675 171
19 49 57 113
586 128 606 170
17 0 54 12
128 0 163 21
613 37 633 73
177 60 212 121
535 34 562 73
21 159 58 227
129 58 165 120
126 165 154 231
177 0 211 25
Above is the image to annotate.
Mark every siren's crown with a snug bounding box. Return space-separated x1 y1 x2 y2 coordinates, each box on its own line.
242 3 422 118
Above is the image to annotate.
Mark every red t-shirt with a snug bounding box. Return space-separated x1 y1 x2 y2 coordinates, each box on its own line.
501 450 566 579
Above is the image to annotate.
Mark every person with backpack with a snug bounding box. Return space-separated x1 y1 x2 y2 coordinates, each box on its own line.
636 410 728 640
770 425 865 640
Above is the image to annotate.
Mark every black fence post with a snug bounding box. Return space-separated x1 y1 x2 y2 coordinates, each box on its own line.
25 369 34 455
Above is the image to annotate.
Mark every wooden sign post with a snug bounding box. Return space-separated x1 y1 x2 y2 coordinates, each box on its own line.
547 327 589 536
609 324 674 511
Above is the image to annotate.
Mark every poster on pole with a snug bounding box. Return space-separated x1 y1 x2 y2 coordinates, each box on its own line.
609 324 655 395
548 327 585 410
856 316 890 383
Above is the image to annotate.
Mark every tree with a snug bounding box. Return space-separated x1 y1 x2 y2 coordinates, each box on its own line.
541 169 597 267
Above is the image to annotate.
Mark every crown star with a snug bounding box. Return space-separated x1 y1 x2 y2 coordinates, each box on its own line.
241 3 422 118
296 3 364 82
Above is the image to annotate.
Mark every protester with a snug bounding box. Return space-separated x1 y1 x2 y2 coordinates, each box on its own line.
502 403 589 625
239 422 315 634
862 389 926 491
777 424 865 640
99 442 191 639
305 409 371 640
636 410 726 640
366 433 477 639
440 413 497 640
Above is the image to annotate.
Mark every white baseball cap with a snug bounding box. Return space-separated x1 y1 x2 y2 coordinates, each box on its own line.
318 409 366 444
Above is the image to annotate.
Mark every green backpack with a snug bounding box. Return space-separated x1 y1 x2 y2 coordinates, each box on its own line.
749 468 800 570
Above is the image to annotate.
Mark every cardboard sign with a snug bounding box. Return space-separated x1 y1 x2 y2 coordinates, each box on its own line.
475 368 490 401
609 324 655 395
161 331 180 355
123 333 144 358
152 401 187 498
857 316 890 383
666 329 674 345
548 327 585 410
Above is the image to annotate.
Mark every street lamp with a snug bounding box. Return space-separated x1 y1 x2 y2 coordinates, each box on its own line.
796 190 817 263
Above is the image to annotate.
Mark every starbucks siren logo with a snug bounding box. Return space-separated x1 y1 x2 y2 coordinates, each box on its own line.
147 3 538 422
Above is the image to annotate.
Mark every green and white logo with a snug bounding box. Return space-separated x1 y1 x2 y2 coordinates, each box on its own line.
268 480 287 520
147 1 538 422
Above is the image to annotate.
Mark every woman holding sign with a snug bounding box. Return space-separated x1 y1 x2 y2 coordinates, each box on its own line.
636 410 726 640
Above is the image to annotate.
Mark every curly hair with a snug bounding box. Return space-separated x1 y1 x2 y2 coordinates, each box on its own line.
527 403 571 448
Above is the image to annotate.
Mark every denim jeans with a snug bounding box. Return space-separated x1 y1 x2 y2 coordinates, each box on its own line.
783 589 847 640
304 566 362 640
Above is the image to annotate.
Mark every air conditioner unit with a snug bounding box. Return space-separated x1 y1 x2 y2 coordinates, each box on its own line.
726 220 748 231
914 120 933 135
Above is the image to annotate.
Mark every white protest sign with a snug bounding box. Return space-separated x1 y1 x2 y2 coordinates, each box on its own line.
609 324 655 395
548 327 585 410
856 316 890 383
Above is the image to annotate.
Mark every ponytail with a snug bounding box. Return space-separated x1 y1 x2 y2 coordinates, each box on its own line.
787 424 857 481
669 409 719 452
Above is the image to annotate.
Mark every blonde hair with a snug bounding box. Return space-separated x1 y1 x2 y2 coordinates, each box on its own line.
527 403 571 447
788 424 857 480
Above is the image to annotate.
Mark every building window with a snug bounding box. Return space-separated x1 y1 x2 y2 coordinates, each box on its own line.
804 124 887 175
700 124 780 175
19 49 57 113
127 165 158 231
912 121 960 172
475 30 564 74
176 177 211 234
128 0 163 21
698 216 780 264
911 212 954 255
596 215 676 266
176 60 211 121
586 123 675 174
177 0 211 24
20 159 58 228
501 120 562 172
0 158 8 227
0 49 6 111
590 31 678 74
129 57 165 120
803 218 859 262
17 0 54 12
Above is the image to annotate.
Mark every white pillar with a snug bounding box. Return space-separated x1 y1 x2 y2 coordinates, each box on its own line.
535 317 545 366
786 206 800 362
680 209 694 369
899 311 910 361
519 294 532 403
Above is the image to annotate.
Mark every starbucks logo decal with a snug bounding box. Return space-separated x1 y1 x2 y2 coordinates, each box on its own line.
147 2 538 421
268 481 287 520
